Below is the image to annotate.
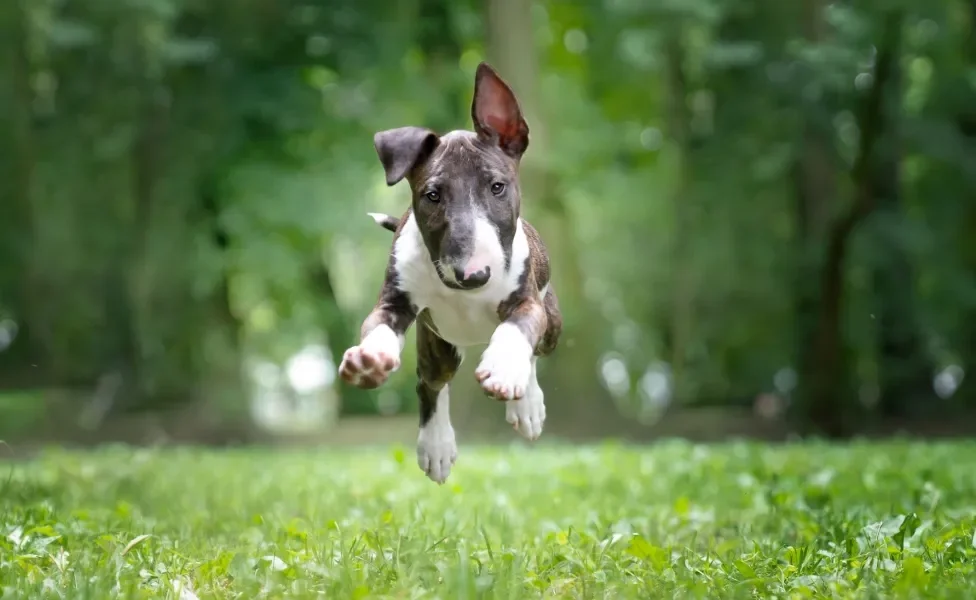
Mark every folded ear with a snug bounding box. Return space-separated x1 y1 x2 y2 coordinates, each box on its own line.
373 127 439 186
471 62 529 158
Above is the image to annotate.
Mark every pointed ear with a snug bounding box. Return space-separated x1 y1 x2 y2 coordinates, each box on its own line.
471 62 529 158
373 127 439 186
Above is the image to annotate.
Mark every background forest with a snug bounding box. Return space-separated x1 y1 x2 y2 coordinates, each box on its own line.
2 0 975 445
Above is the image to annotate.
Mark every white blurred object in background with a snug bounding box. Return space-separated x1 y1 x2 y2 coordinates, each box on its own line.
250 343 338 433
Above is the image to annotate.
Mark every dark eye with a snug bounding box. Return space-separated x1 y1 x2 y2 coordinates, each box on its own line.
490 182 506 196
425 191 440 203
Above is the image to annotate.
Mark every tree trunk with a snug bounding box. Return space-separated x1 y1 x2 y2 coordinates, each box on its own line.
795 13 902 436
664 32 696 406
791 0 841 433
871 51 935 416
417 0 463 132
954 0 976 405
792 130 837 429
0 1 44 387
109 70 166 412
450 0 616 436
193 179 250 431
456 0 616 438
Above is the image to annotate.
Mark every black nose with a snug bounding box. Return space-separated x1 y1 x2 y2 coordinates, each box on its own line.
453 266 491 289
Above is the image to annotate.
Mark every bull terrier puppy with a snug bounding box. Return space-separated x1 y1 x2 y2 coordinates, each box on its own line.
339 63 563 484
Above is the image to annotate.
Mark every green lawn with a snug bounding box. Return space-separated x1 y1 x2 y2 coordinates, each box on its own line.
2 441 976 598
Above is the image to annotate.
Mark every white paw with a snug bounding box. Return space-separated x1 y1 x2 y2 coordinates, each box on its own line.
417 423 457 484
338 325 402 389
506 384 546 440
475 324 533 401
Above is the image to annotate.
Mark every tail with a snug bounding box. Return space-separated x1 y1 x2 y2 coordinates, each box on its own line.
367 212 399 233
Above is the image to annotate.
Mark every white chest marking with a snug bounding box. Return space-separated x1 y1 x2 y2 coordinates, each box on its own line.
392 214 529 348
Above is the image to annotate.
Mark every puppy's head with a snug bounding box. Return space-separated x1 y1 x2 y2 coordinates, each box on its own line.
373 62 529 291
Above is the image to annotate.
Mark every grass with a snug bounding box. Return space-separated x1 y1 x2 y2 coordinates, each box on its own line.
2 441 976 598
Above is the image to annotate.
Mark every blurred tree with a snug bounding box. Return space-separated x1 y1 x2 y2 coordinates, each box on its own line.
869 34 936 418
481 0 619 435
791 0 844 433
954 0 976 405
417 0 465 131
0 0 41 388
2 0 976 442
798 11 903 436
664 30 695 406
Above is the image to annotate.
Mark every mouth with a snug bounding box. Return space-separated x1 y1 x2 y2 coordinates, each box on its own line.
449 278 487 291
435 263 489 291
438 273 488 291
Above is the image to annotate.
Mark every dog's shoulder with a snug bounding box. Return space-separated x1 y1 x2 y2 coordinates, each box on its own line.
513 219 561 356
392 206 414 236
518 218 550 292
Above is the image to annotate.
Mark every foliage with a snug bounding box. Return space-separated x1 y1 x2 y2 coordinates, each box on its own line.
4 443 976 597
1 0 975 434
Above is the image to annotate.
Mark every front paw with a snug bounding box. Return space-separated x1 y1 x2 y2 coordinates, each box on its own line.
475 324 533 401
338 345 399 388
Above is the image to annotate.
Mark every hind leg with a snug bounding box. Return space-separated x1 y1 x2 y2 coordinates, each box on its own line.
505 357 546 440
415 315 462 484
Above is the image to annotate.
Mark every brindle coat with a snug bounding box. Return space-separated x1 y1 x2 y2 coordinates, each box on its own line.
338 62 562 441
